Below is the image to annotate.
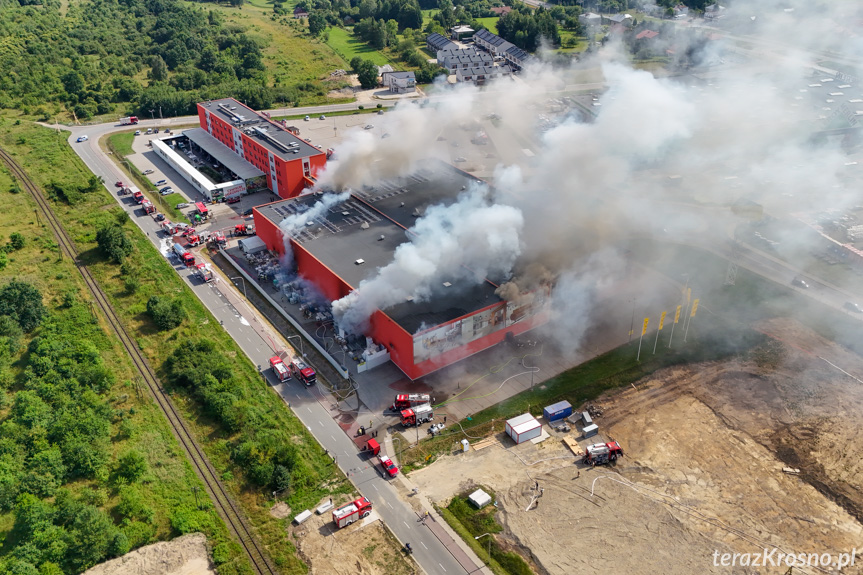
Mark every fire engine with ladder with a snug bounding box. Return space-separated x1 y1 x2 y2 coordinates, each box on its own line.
390 393 431 412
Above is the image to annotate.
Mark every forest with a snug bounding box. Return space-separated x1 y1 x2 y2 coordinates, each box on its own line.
0 0 295 119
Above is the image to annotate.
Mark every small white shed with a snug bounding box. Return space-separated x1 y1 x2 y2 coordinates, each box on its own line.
468 488 492 509
505 413 541 444
238 236 267 255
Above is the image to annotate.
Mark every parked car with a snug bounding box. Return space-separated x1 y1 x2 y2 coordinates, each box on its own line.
155 213 166 222
791 278 809 288
844 302 862 313
364 124 374 130
319 114 326 120
154 128 159 133
176 203 189 209
142 169 154 175
154 179 167 186
159 186 172 193
134 130 141 136
242 208 254 216
76 135 88 142
115 181 124 187
227 196 241 204
304 115 310 121
454 156 467 162
146 128 152 134
160 189 174 196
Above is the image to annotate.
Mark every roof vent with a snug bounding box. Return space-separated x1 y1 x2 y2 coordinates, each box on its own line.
443 282 452 288
406 296 415 302
378 234 385 241
360 222 370 229
400 202 405 207
355 259 365 265
305 221 314 226
342 211 350 216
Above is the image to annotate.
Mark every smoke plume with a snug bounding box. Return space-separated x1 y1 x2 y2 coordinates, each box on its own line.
278 191 351 271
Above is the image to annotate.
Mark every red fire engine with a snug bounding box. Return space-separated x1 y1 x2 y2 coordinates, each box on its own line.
269 356 291 382
332 497 372 528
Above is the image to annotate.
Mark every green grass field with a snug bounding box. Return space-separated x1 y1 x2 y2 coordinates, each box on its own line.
474 17 499 35
326 26 393 67
2 119 351 573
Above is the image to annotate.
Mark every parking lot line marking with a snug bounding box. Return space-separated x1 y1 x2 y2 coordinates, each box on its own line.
439 563 446 572
421 542 428 549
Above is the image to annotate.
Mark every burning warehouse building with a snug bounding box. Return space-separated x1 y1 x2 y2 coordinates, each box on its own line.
253 162 550 379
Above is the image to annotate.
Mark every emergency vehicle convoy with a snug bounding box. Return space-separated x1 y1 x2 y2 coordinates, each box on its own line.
269 356 290 382
390 393 431 412
332 497 372 528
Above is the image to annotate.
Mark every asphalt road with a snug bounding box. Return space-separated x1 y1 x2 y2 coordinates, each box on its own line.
66 123 474 575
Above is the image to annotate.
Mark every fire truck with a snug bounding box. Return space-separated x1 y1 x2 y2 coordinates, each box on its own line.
195 263 214 283
234 223 255 236
269 356 291 382
172 243 195 266
142 199 156 214
132 191 144 204
391 393 431 411
332 497 372 529
120 116 139 125
289 358 316 386
583 441 623 466
400 404 434 427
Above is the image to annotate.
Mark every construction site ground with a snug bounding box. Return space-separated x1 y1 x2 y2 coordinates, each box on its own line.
289 499 416 575
408 317 863 575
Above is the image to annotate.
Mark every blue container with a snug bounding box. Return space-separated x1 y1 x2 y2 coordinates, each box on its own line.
543 400 573 422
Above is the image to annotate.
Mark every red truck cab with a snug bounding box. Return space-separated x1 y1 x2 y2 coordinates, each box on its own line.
269 356 291 382
378 454 399 478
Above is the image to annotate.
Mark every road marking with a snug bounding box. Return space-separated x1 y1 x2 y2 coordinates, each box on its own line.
421 542 428 549
331 435 336 441
307 407 313 413
318 421 324 427
439 563 446 572
386 501 393 509
403 521 410 529
372 484 378 491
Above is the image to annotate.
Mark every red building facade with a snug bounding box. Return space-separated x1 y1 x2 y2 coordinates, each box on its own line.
197 98 326 199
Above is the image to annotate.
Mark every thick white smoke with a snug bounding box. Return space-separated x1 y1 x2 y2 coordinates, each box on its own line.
278 191 351 271
318 0 860 350
332 186 523 333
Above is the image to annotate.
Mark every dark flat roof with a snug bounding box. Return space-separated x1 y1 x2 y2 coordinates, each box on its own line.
257 162 503 333
199 98 325 162
183 128 266 180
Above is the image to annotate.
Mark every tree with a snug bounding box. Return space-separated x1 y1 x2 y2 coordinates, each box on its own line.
96 225 132 264
0 281 45 332
114 450 148 483
355 59 379 89
64 505 117 572
308 12 327 36
60 71 84 98
146 296 186 331
149 55 168 82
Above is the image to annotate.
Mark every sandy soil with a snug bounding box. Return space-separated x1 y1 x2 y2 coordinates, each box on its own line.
409 318 863 575
83 533 214 575
291 498 417 575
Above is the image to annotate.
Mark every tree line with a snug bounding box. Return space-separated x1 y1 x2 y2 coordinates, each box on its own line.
0 0 298 119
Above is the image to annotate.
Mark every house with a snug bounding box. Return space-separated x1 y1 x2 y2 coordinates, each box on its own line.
377 64 394 76
503 45 532 71
456 65 512 85
381 71 416 93
635 29 659 40
437 48 493 73
673 4 688 17
704 4 726 19
579 12 602 27
601 13 632 26
473 28 515 59
427 32 457 53
490 6 511 16
293 6 309 18
450 25 475 41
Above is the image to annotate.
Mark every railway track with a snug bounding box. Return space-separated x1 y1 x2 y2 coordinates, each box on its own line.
0 147 276 575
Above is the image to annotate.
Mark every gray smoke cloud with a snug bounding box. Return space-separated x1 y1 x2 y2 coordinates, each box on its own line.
318 0 862 350
332 185 523 333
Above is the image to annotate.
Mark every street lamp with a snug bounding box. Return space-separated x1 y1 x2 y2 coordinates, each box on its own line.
474 533 493 562
230 276 247 299
149 109 155 122
287 334 305 357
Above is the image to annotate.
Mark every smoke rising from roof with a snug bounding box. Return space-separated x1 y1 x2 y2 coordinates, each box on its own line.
278 191 351 270
318 0 863 349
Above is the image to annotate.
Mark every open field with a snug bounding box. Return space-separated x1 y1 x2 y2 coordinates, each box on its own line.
475 17 499 35
410 318 863 574
1 119 348 573
326 27 393 67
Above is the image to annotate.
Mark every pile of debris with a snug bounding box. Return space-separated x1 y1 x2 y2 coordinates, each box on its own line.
330 69 347 77
584 403 604 419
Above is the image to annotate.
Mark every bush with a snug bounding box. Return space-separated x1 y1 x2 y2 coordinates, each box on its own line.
96 225 133 264
8 232 25 251
146 296 186 330
114 450 148 483
211 542 231 565
116 486 155 523
0 281 45 332
170 505 214 535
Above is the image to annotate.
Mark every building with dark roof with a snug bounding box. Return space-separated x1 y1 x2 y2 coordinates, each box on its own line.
197 98 327 199
490 6 511 15
381 71 416 93
456 65 512 84
252 161 550 379
635 29 659 40
293 6 309 18
437 48 494 73
427 32 457 53
473 28 513 58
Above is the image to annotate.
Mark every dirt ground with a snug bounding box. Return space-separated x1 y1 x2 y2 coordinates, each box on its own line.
410 318 863 575
82 533 214 575
290 498 417 575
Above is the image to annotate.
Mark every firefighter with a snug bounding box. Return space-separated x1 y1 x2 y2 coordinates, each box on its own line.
405 543 412 554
